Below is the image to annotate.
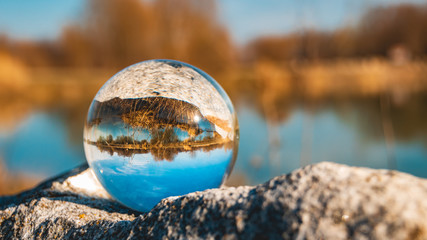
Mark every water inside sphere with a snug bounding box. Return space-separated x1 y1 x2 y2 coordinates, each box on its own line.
83 59 239 212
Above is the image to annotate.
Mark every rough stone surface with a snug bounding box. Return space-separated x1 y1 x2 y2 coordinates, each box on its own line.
1 162 427 239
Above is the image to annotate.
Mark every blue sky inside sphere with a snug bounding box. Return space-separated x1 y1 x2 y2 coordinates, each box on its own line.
0 0 425 44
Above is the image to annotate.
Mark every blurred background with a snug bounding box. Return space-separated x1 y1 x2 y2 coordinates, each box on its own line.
0 0 427 194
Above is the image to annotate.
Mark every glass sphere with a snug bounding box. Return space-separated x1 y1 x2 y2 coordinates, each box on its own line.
83 59 239 212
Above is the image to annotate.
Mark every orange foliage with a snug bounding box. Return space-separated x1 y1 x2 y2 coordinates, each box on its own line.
59 0 236 76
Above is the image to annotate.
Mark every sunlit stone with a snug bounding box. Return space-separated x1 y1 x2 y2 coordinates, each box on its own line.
83 59 239 212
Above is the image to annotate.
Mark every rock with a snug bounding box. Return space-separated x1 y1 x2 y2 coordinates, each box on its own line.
1 162 427 239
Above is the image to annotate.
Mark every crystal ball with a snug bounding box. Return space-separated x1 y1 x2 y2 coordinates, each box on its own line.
83 59 239 212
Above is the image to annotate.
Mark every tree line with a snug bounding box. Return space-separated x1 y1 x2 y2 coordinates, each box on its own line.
0 1 426 72
247 4 427 62
0 0 235 76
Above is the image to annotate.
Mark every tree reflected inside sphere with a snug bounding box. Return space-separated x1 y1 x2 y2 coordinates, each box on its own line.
83 59 239 212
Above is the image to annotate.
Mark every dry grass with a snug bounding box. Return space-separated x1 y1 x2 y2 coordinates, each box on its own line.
0 51 30 90
297 59 427 99
0 66 114 129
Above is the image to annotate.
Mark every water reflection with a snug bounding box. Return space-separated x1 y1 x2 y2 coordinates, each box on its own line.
84 96 235 162
1 95 427 194
0 113 84 177
236 97 427 185
89 134 234 161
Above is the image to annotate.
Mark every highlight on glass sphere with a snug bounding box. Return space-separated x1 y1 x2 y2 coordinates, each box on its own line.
83 59 239 212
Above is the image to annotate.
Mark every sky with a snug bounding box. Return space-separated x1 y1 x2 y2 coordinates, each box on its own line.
0 0 85 41
0 0 426 45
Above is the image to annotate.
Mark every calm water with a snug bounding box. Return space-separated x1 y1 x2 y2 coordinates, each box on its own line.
0 100 426 187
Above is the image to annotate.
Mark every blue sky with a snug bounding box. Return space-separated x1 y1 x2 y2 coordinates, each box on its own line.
218 0 360 44
217 0 427 44
0 0 425 45
0 0 85 41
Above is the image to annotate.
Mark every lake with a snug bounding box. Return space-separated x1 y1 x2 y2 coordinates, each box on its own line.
0 94 426 189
